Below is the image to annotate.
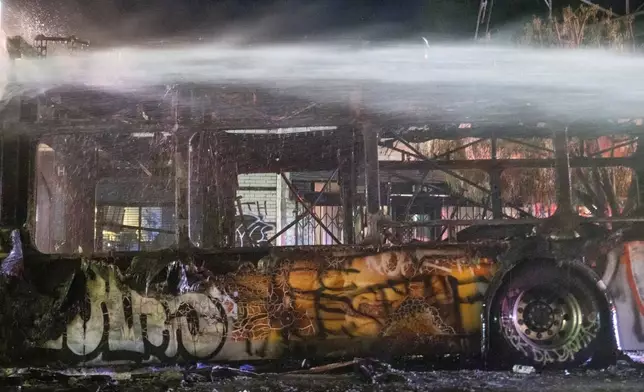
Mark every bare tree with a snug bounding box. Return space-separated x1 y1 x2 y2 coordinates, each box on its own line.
520 5 634 49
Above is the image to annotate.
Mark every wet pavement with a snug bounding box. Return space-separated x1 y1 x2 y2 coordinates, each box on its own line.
3 359 644 392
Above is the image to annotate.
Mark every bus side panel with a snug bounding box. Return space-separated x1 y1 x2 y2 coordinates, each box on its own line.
34 248 497 365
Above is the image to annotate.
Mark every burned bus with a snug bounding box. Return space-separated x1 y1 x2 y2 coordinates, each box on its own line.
1 35 644 371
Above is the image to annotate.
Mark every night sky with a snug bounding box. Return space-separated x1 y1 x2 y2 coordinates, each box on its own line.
3 0 644 45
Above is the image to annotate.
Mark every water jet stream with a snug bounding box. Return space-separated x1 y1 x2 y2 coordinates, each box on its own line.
3 39 644 124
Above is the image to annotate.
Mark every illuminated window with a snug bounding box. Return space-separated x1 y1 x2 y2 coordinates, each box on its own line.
96 205 173 251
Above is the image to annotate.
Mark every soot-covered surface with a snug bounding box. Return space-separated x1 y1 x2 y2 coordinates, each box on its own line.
3 359 644 392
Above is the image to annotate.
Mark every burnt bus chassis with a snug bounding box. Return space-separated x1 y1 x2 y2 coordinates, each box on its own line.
1 37 644 370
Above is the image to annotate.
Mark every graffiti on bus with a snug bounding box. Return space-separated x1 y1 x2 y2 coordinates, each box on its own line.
41 249 496 364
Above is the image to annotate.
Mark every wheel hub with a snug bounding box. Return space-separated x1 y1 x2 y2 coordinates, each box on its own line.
524 301 555 332
514 292 569 342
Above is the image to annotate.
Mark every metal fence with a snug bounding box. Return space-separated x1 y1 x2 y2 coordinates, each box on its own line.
294 205 344 246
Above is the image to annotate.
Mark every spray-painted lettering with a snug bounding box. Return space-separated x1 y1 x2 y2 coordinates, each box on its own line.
43 269 229 364
41 250 495 365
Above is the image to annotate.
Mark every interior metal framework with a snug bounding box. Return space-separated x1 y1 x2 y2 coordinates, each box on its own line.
3 36 644 252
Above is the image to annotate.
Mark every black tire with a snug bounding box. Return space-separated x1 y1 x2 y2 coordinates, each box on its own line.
489 262 611 369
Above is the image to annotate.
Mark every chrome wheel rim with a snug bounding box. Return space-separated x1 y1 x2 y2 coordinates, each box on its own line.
511 288 586 349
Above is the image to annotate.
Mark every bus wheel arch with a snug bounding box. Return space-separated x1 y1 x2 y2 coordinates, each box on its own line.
482 258 618 369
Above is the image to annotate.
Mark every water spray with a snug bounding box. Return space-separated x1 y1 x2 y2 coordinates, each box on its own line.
2 36 644 124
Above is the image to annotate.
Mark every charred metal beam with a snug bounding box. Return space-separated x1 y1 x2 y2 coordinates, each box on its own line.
33 35 90 45
383 121 644 140
33 35 90 58
586 138 638 157
581 139 586 157
388 171 518 221
389 136 534 218
363 126 381 215
432 138 486 159
498 137 554 154
175 145 190 247
0 135 31 227
195 133 238 248
339 128 358 245
7 120 345 137
14 117 644 142
382 216 644 228
554 128 574 215
379 137 487 161
378 156 637 171
172 89 190 249
98 222 174 234
362 123 381 240
439 198 464 240
377 141 425 161
391 137 490 192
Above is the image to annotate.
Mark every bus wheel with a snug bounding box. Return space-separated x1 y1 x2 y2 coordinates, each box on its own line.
489 263 610 369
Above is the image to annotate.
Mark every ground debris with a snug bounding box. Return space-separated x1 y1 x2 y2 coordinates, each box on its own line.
5 358 644 391
512 365 536 374
286 358 409 385
354 358 408 384
286 359 357 375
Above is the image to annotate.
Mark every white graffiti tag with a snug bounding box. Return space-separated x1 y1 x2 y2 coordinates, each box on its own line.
43 269 229 363
501 310 599 365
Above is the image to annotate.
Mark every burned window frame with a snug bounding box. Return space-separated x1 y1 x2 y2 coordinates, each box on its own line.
187 127 353 250
32 131 177 254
